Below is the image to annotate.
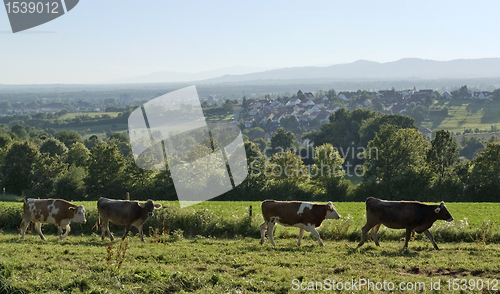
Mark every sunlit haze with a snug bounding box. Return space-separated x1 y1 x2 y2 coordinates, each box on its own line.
1 0 499 84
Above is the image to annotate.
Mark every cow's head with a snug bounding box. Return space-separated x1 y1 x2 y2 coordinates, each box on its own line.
325 201 341 220
434 201 453 222
69 205 86 224
138 200 162 217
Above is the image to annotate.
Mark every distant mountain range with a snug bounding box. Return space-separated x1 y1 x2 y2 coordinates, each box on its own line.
197 58 500 84
104 58 500 85
105 65 267 84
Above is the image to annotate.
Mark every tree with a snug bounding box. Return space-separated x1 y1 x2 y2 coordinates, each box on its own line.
252 138 268 153
280 116 299 131
53 165 87 200
233 142 269 195
296 90 305 100
459 136 484 159
407 103 429 122
39 138 68 157
372 101 385 112
242 96 248 109
359 114 416 146
364 125 430 183
493 89 500 101
29 153 68 198
85 142 126 199
269 150 308 184
56 130 82 149
427 130 459 178
311 143 345 190
222 99 234 113
84 135 101 150
11 124 29 140
467 142 500 201
270 128 296 154
1 141 40 195
65 142 90 167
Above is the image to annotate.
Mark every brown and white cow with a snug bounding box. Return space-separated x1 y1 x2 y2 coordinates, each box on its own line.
358 197 454 250
260 200 341 247
97 197 162 242
20 198 87 241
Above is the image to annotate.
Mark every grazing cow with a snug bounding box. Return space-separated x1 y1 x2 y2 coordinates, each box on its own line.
358 197 454 250
260 200 341 247
20 198 87 241
97 198 162 242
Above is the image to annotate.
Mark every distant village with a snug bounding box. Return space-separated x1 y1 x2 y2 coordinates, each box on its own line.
240 87 497 142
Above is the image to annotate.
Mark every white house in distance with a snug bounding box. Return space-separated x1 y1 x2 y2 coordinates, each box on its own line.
442 91 452 99
419 128 433 139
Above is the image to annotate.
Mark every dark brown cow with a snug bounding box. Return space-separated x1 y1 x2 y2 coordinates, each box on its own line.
260 200 341 247
20 198 87 241
97 197 162 242
358 197 454 250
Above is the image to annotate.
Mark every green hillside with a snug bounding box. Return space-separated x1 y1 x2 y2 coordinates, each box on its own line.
421 99 500 133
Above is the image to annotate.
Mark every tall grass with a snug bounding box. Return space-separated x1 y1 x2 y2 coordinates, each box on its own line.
1 201 500 244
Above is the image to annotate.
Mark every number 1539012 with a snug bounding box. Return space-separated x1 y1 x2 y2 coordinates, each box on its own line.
5 2 59 14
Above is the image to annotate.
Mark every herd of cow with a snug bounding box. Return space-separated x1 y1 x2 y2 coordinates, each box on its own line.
19 197 454 250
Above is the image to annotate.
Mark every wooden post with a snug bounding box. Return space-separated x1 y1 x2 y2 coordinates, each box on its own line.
126 192 130 200
249 205 252 217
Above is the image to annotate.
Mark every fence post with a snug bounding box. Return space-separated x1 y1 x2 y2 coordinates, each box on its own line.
249 205 252 217
126 192 130 200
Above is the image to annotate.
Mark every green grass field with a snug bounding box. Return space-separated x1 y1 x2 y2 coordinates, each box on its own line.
1 200 500 293
58 112 121 120
422 99 500 133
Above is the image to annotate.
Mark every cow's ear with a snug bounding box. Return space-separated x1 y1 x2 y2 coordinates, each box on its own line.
327 201 333 210
154 203 162 209
69 207 75 211
137 202 146 208
440 201 445 207
434 207 441 213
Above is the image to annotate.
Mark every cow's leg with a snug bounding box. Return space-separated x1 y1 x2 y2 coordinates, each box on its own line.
101 220 107 240
35 222 46 241
138 225 145 242
297 228 305 246
61 225 71 239
370 224 382 246
403 228 412 250
423 229 440 250
102 220 114 241
305 225 324 247
121 224 131 240
20 220 30 240
259 222 268 245
358 222 376 247
267 222 276 247
57 225 64 241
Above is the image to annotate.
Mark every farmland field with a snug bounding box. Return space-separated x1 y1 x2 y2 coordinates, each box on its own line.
1 200 500 293
421 99 500 133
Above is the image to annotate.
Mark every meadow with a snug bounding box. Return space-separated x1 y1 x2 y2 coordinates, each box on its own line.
422 99 500 133
1 200 500 293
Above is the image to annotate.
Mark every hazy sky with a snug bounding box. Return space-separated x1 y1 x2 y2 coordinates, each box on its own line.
1 0 500 84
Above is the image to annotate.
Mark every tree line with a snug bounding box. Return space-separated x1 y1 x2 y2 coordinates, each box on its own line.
0 108 499 202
